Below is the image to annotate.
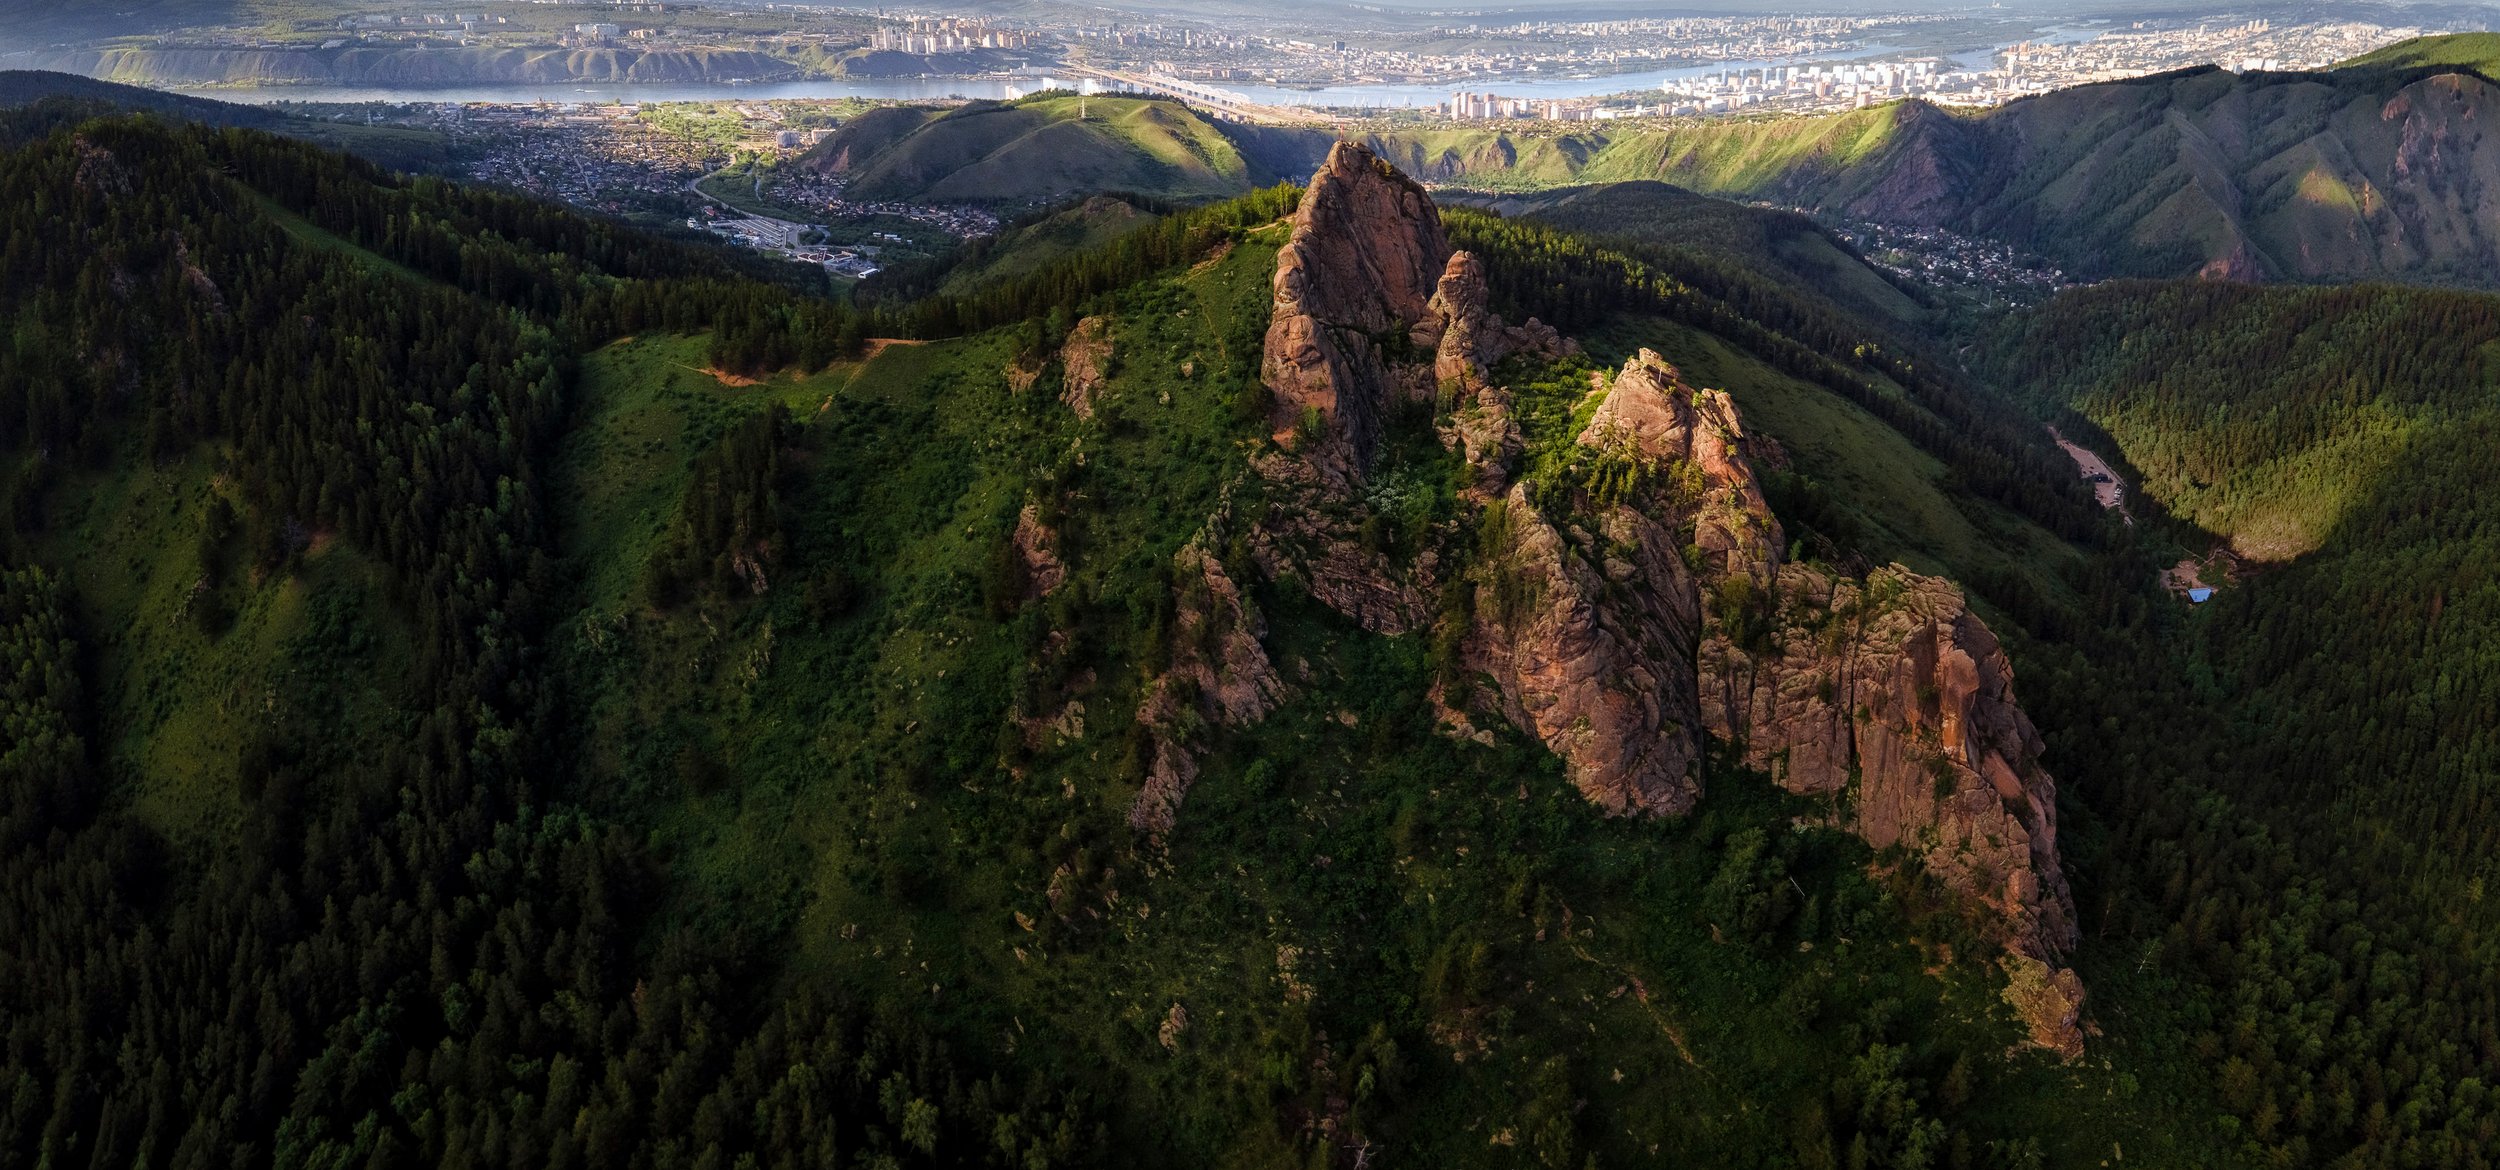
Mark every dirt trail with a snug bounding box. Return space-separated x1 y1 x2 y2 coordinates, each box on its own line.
2047 425 2127 516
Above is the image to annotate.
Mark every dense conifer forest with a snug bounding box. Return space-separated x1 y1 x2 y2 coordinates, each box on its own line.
6 91 2500 1170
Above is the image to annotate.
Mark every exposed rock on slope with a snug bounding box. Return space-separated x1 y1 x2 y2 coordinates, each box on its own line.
1012 505 1066 600
1060 316 1113 420
1574 350 2081 1042
1129 534 1284 834
1699 561 2080 963
1245 141 1568 633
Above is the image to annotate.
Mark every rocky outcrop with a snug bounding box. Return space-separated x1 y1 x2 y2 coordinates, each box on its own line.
1012 505 1065 600
1442 386 1523 499
2000 953 2088 1062
1128 539 1284 834
1461 485 1704 815
1060 316 1113 420
1699 564 2079 961
1140 145 2086 1054
1580 350 2080 1040
1260 140 1451 481
1579 351 1781 586
69 136 131 199
1246 452 1440 635
1423 251 1570 396
1245 141 1564 631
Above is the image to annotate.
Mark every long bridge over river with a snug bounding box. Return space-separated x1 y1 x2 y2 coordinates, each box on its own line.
1055 65 1346 127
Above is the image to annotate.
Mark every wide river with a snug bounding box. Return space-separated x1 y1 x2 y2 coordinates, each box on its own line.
173 44 1905 109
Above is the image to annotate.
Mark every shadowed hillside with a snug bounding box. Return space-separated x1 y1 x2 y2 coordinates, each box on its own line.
1461 180 1930 331
0 69 451 171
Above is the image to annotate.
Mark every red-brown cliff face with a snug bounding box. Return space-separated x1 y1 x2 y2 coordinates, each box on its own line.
1581 351 2082 1053
1460 483 1705 816
1260 141 1450 484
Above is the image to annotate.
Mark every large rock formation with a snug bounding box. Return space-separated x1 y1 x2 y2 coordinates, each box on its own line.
1142 142 2086 1054
1699 563 2080 965
1579 353 2081 1046
1261 141 1449 482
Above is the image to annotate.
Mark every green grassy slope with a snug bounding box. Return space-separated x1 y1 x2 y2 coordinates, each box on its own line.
2339 32 2500 74
801 94 1266 205
935 195 1157 295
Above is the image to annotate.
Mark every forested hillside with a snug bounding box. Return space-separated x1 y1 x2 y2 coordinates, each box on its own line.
0 70 451 172
1456 181 1930 334
1987 277 2500 1167
8 86 2500 1170
0 113 1086 1170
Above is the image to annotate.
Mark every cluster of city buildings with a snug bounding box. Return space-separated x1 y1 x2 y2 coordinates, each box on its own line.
752 166 999 240
868 18 1033 54
1432 17 2425 122
443 103 723 217
1830 221 2069 302
363 97 997 274
1992 19 2414 87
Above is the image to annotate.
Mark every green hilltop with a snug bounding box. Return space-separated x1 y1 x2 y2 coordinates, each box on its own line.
2337 31 2500 74
800 93 1281 205
0 102 2218 1167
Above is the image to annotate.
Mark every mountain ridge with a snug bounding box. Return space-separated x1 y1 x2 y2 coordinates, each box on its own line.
800 35 2500 286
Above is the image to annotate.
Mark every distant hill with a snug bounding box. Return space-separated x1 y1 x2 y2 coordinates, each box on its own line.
798 94 1288 205
1371 41 2500 285
809 38 2500 287
1460 180 1929 330
0 70 451 172
1229 35 2500 287
1586 62 2500 285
